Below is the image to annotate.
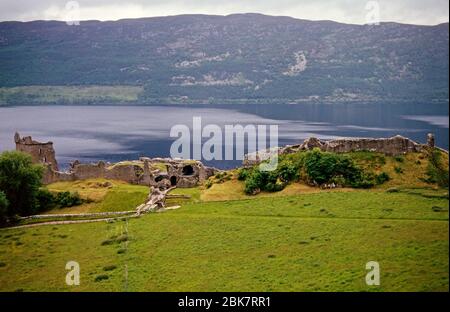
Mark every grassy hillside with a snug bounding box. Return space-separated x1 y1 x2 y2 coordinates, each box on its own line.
0 150 447 291
0 16 448 104
0 189 447 291
45 179 148 214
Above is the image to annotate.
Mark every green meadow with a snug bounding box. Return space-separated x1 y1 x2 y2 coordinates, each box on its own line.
0 189 448 291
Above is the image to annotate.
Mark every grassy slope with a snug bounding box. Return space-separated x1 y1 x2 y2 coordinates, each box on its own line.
0 190 448 292
201 151 449 202
0 151 448 291
45 179 148 214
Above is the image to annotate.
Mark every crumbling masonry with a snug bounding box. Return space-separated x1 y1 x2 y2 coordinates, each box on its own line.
14 133 446 185
243 134 447 166
13 133 217 187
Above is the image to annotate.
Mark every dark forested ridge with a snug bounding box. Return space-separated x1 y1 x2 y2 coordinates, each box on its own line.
0 14 448 104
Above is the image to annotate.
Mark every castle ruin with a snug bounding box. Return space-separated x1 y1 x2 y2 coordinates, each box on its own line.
42 157 217 187
244 134 446 166
14 133 217 187
14 132 59 171
14 133 446 186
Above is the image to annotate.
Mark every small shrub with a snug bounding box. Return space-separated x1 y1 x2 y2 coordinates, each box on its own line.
117 248 126 254
375 172 390 184
214 172 226 179
101 239 115 246
55 191 83 208
394 156 404 163
204 180 213 189
116 234 128 243
103 265 117 271
94 274 109 282
36 188 56 212
101 234 128 246
394 166 404 174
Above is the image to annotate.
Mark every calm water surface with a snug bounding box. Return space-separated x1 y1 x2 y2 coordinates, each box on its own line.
0 103 448 169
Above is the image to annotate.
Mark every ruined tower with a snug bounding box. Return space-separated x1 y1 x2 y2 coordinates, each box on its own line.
427 133 435 148
14 132 59 171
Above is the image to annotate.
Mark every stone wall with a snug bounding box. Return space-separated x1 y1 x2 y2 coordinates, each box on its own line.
244 134 445 166
14 133 218 187
42 158 217 188
297 135 422 155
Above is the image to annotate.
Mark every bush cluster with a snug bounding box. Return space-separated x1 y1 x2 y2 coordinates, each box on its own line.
241 149 390 195
36 189 83 210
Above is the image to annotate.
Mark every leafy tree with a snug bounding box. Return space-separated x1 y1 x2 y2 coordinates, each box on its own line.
0 151 43 217
0 191 8 223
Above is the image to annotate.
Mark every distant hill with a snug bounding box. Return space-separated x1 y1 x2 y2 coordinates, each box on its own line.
0 14 448 104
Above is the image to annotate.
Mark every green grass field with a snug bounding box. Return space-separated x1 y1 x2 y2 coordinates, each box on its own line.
0 189 448 292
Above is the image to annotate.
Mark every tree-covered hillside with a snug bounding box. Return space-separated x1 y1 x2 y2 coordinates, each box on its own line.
0 14 448 104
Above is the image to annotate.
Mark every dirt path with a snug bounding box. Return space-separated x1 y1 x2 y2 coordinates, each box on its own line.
4 215 141 230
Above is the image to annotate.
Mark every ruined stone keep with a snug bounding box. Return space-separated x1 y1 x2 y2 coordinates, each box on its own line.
14 132 59 171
